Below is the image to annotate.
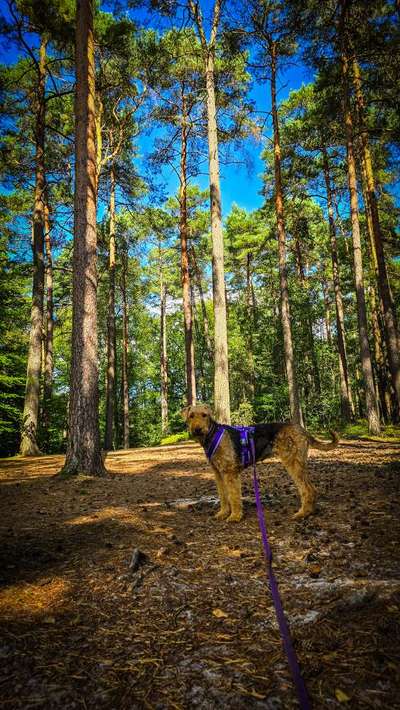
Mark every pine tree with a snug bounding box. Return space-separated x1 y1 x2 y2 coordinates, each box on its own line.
59 0 106 476
188 0 231 422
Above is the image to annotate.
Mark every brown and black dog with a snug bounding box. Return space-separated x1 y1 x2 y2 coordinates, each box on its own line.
181 404 338 522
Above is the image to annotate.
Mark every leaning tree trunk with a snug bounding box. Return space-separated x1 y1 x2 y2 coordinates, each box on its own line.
159 245 169 436
180 91 196 406
352 57 400 418
322 146 354 420
204 48 230 423
270 40 303 425
121 243 130 449
20 37 47 457
341 45 380 435
59 0 106 476
104 164 117 450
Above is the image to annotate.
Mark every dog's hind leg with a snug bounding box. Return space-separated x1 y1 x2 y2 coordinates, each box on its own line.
212 467 231 520
278 446 316 519
286 458 316 519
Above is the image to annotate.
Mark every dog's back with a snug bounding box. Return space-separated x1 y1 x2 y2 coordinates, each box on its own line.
253 422 286 460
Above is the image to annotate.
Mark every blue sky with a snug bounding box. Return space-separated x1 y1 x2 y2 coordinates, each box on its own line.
144 60 315 216
0 0 314 219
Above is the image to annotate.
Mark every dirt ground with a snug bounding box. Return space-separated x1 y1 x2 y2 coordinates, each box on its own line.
0 438 399 709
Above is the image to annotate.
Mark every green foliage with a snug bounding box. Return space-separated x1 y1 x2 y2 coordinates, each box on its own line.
339 421 400 442
161 431 189 445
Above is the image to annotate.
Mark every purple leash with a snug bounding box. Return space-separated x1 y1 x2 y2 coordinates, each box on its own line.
250 436 311 710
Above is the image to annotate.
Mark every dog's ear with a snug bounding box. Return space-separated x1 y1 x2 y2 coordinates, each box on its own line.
180 406 191 421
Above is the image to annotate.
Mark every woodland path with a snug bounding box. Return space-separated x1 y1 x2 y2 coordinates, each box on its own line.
0 439 399 709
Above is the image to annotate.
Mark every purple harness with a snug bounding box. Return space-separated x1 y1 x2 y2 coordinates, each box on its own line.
206 425 255 467
205 425 311 710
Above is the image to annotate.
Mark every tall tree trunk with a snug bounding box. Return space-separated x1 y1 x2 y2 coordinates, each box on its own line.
270 40 302 425
190 245 213 361
121 243 130 448
341 42 380 434
369 282 391 421
42 198 54 443
245 252 255 401
191 283 208 401
189 0 230 421
322 146 354 420
20 37 47 456
322 279 333 346
159 245 169 435
104 164 116 450
59 0 106 476
204 47 230 422
180 91 196 405
361 188 392 420
352 57 400 417
294 230 321 397
43 200 53 403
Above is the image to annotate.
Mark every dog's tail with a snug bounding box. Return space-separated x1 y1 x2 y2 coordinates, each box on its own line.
306 430 339 451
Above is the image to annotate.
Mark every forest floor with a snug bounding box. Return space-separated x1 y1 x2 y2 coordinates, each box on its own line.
0 437 399 709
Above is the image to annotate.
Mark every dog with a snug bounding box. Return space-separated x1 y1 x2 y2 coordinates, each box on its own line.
181 404 338 522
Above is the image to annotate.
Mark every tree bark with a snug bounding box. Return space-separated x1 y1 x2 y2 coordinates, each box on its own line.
159 245 169 435
42 198 54 444
59 0 106 476
205 48 230 422
104 164 117 450
189 0 230 422
352 56 400 418
341 42 380 434
294 228 321 397
121 243 130 448
180 91 196 406
322 146 354 420
190 245 213 361
43 200 53 403
270 40 303 425
245 252 256 401
20 36 47 456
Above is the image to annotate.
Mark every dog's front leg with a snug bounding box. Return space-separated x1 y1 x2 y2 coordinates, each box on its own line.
212 467 231 519
224 470 243 522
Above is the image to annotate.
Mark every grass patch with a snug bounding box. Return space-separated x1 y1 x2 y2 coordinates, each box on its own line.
160 431 189 446
339 420 400 442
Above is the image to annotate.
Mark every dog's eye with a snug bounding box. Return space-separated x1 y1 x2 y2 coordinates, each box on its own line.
189 413 194 418
201 414 206 418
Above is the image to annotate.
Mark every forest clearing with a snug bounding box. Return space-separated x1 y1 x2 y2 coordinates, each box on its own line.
1 438 400 708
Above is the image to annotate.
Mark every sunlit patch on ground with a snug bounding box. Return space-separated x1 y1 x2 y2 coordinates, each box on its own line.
0 576 70 619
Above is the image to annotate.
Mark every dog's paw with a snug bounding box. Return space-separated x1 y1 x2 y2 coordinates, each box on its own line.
214 508 230 520
226 512 243 523
292 508 314 520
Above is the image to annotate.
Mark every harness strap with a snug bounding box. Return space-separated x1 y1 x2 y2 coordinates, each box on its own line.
249 435 311 710
205 425 225 461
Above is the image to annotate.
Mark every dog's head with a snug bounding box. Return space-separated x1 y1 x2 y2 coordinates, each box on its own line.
181 404 214 439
